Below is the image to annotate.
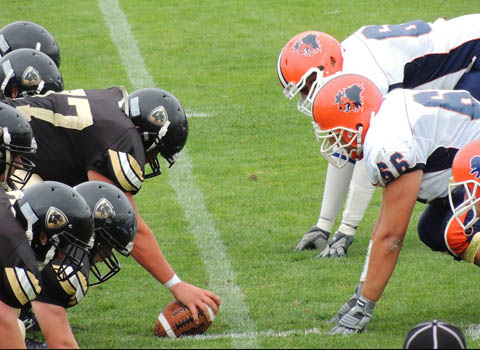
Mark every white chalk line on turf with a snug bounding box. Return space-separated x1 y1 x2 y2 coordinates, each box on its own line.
98 1 258 348
186 112 214 118
465 324 480 340
166 327 325 341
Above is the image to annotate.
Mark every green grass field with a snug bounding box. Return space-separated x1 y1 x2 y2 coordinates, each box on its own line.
2 1 480 348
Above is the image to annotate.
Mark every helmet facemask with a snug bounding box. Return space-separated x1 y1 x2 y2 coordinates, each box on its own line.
283 66 327 117
448 178 480 234
89 232 121 286
49 232 93 282
142 119 171 178
0 127 37 190
315 125 363 169
89 226 134 286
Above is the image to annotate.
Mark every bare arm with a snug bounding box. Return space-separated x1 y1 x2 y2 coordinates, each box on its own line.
0 301 26 349
87 170 221 321
32 301 78 349
362 170 422 302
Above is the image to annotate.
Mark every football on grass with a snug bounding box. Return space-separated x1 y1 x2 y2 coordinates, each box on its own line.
154 300 215 338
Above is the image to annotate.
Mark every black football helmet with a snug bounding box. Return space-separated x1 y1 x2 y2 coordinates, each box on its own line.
74 181 137 285
14 181 94 281
0 48 63 98
0 102 36 190
0 21 61 67
124 88 188 178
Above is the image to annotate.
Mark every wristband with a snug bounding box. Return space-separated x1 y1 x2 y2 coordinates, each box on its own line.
164 274 181 289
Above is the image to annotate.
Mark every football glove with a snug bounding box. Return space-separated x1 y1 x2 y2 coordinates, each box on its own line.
330 295 375 335
295 226 330 251
329 282 363 324
316 231 354 258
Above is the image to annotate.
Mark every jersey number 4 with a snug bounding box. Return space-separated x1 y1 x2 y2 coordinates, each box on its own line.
361 20 431 40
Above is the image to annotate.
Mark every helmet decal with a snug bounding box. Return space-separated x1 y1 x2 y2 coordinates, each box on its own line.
148 105 168 127
293 33 322 57
45 207 69 230
94 198 115 220
22 66 41 87
334 83 364 113
470 156 480 179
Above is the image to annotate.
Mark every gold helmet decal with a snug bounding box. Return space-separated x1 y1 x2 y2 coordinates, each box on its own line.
45 207 68 230
22 66 41 87
94 198 115 220
148 105 168 127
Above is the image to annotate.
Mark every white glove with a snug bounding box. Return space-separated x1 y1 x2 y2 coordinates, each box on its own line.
330 295 375 335
295 226 330 251
316 231 354 258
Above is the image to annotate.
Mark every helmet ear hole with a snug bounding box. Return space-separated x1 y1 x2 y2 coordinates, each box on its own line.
330 57 337 67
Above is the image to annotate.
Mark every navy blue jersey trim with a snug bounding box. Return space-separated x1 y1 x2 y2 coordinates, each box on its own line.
424 147 459 173
403 39 480 89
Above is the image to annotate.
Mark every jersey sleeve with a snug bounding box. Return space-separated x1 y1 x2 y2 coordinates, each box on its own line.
0 191 41 308
86 127 145 195
35 258 89 308
365 136 419 187
0 238 42 308
104 149 144 194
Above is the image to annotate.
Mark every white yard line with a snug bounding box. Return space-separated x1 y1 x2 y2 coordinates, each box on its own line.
186 112 214 118
466 324 480 340
98 1 258 348
167 327 325 341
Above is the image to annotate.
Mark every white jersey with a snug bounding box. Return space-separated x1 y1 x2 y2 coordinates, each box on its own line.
342 15 480 96
364 89 480 203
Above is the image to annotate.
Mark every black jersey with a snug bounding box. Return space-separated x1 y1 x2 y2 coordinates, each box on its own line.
3 88 145 194
0 189 41 308
35 253 90 308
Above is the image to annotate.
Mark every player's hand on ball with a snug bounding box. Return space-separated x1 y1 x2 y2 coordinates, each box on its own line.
169 281 220 323
155 300 216 338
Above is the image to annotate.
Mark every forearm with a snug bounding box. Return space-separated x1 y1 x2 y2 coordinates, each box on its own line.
0 301 25 349
32 301 78 349
362 231 403 301
131 217 176 284
87 170 176 284
360 170 422 302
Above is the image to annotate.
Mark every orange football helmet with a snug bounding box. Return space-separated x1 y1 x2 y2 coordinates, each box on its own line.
277 31 344 116
311 73 383 168
448 139 480 233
